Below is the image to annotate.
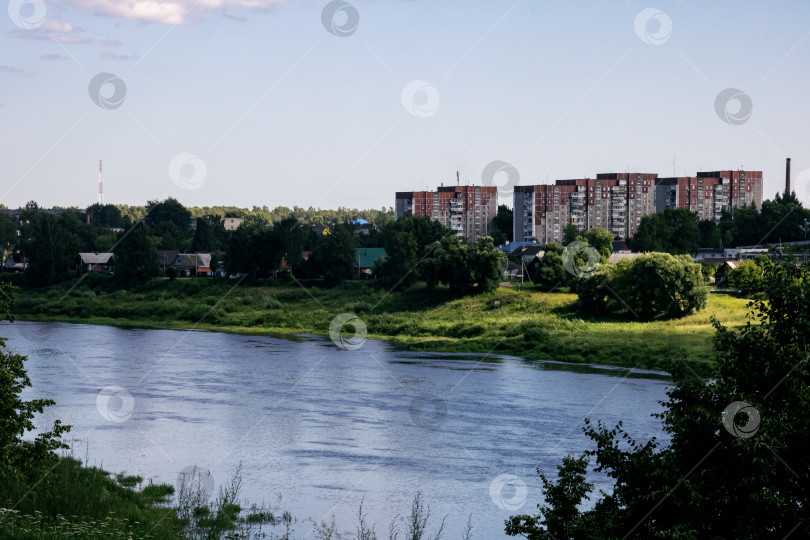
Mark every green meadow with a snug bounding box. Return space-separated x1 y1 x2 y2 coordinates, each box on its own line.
7 275 754 376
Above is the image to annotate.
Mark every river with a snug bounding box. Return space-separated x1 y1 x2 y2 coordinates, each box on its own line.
3 321 670 538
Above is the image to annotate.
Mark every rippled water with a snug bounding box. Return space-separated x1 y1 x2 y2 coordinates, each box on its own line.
3 321 670 538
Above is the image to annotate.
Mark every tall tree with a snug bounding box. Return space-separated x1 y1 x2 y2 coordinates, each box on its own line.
562 224 581 245
0 214 18 260
582 227 614 262
312 222 357 286
191 216 218 252
377 216 450 289
86 203 122 229
492 204 513 245
632 208 700 254
113 222 158 282
145 197 192 232
271 216 307 273
20 213 77 286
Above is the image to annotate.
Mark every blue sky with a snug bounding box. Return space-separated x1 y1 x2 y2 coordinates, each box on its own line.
1 0 809 210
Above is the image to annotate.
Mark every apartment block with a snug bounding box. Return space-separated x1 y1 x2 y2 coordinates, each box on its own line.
655 170 763 221
395 185 497 241
514 173 657 243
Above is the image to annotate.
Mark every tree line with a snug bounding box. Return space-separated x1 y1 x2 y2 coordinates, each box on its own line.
2 199 505 294
632 192 809 254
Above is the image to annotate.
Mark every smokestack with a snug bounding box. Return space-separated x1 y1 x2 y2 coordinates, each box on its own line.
785 157 791 196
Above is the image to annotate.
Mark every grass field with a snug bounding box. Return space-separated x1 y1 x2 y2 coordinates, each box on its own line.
5 274 755 376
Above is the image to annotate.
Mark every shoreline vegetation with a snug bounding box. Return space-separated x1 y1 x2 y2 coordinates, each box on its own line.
6 274 754 376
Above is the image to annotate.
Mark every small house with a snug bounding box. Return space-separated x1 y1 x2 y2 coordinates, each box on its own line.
3 255 26 272
171 253 212 277
222 217 244 231
354 248 387 278
158 250 180 275
714 261 739 285
77 252 114 272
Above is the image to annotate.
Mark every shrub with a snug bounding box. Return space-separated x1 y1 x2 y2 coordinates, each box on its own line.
727 256 772 297
577 253 708 319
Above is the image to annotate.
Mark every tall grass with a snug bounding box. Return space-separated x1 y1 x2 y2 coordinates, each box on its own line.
7 277 754 374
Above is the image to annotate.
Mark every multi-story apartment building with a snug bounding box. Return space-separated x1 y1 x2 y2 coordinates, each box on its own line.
395 184 497 241
514 173 657 243
654 170 763 221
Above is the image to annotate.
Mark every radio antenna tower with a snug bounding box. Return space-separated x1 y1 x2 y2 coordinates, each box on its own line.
98 160 104 205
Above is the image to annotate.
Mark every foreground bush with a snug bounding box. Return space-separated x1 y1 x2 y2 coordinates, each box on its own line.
509 263 810 539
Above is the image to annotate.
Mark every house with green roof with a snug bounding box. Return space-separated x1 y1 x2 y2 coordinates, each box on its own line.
354 248 388 279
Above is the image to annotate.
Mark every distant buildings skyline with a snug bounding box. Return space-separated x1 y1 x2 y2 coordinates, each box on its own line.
396 168 764 243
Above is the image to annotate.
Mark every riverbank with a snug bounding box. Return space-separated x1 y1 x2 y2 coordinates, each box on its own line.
6 275 753 375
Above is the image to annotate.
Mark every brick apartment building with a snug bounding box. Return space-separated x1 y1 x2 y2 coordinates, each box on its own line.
395 184 498 241
514 169 763 243
654 170 763 221
514 172 657 243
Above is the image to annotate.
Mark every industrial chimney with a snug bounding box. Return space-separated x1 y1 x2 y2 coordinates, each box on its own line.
785 157 791 196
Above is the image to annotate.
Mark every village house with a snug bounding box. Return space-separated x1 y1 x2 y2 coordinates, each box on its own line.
171 253 212 277
354 247 387 279
76 252 114 273
3 254 27 272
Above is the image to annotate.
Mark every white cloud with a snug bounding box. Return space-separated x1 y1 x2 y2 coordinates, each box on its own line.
42 20 76 33
101 50 140 60
40 53 70 60
12 27 122 46
11 17 122 47
70 0 289 25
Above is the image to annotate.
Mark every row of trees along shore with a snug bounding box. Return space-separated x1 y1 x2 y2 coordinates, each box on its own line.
1 200 507 295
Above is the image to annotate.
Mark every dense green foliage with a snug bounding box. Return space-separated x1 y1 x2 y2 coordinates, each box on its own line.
531 243 567 289
634 193 810 253
423 236 504 294
577 253 708 319
114 222 159 282
312 222 357 286
376 215 450 289
508 262 810 539
727 256 773 297
632 207 701 254
86 203 122 228
0 283 70 485
530 228 613 290
492 204 513 245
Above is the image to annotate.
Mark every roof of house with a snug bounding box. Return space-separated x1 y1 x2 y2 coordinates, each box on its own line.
172 253 212 268
353 218 369 225
514 245 544 257
612 239 632 253
355 248 388 268
608 252 644 264
158 250 180 267
78 252 114 265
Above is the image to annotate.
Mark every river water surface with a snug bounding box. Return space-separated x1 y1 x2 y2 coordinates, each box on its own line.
3 321 670 538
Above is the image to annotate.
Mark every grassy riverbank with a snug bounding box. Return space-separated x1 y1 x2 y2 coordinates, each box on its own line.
0 457 181 539
5 274 753 375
